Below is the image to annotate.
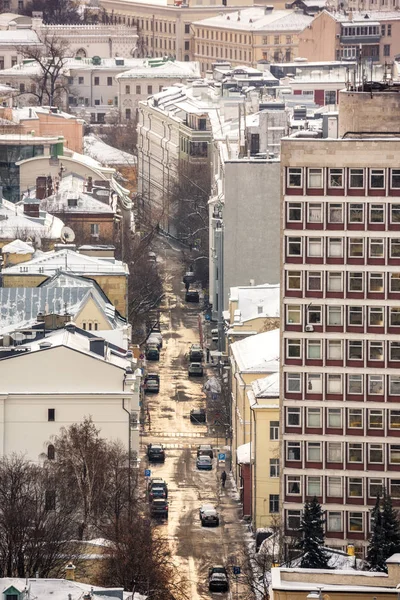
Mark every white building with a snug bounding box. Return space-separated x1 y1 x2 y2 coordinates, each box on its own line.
0 195 64 246
0 323 140 462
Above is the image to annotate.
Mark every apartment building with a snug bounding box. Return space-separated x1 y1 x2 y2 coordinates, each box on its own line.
298 10 400 63
193 7 313 73
281 87 400 555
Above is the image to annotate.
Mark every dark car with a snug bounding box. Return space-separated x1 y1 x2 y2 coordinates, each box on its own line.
149 486 167 501
190 408 206 424
199 504 219 527
185 291 200 303
189 344 203 362
148 478 168 499
197 445 214 459
145 373 160 393
150 498 168 519
145 344 160 361
209 566 229 593
147 443 165 463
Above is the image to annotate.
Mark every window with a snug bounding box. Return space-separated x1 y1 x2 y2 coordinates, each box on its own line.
274 35 280 44
381 24 386 35
388 24 392 36
328 203 343 223
384 44 391 57
270 458 279 478
185 23 190 33
307 340 321 360
349 272 363 292
348 374 363 394
307 442 321 462
147 85 153 94
329 168 344 188
287 476 301 494
370 169 385 189
390 445 400 464
47 444 55 460
349 306 363 325
287 237 301 256
349 169 364 189
125 108 131 120
349 512 363 532
270 421 279 440
328 442 342 462
349 340 363 360
390 410 400 429
287 339 301 358
45 490 56 511
369 307 384 326
307 476 321 496
307 407 321 427
391 341 400 361
287 510 301 530
308 272 322 291
392 170 400 189
391 274 400 291
391 204 400 224
288 168 302 188
308 203 322 223
308 168 323 188
369 341 384 361
287 442 301 461
287 305 301 324
349 238 363 258
78 76 84 84
327 272 343 292
390 239 400 258
370 205 384 223
348 443 363 463
287 373 301 392
348 409 363 428
287 202 302 221
327 374 342 393
328 408 342 428
307 305 321 324
287 407 300 426
369 274 384 295
328 238 343 257
328 306 342 325
327 512 342 532
369 479 384 498
48 409 55 422
369 444 383 463
369 409 383 430
327 340 342 360
90 223 99 236
328 477 342 497
349 478 363 497
184 41 190 50
307 373 322 393
349 203 364 223
94 76 100 86
308 238 322 257
269 494 279 513
136 85 141 94
107 76 112 86
287 271 301 290
391 480 400 499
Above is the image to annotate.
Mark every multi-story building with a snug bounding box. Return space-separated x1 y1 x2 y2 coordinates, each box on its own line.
298 10 400 63
281 87 400 555
193 7 313 73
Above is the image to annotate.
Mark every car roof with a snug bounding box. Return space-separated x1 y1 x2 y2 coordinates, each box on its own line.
150 444 163 448
150 477 165 483
190 362 202 366
191 344 202 349
201 503 215 510
199 444 212 449
198 455 211 461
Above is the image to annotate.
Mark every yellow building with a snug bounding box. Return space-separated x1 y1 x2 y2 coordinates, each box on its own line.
193 7 313 73
229 328 280 528
227 283 280 343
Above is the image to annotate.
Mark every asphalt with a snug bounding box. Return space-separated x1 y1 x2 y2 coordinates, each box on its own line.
140 239 251 600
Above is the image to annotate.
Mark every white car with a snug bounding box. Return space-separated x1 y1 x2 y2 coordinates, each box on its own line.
199 504 219 526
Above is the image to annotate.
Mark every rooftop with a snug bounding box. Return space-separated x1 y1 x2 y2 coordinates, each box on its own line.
230 283 280 323
0 28 39 44
116 59 200 79
230 328 280 372
84 134 137 167
40 174 115 214
0 197 64 241
193 8 313 32
1 239 34 254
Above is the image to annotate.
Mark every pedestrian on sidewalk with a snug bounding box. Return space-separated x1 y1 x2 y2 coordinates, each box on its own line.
206 346 210 363
221 470 227 488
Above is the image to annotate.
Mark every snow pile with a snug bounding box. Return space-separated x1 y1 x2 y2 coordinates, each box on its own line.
236 442 251 465
84 134 137 167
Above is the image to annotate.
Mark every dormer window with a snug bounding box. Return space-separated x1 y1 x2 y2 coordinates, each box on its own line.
68 198 78 207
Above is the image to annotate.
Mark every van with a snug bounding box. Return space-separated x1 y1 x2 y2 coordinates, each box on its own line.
148 332 162 349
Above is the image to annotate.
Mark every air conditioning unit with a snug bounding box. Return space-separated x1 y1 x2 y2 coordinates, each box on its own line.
305 324 314 332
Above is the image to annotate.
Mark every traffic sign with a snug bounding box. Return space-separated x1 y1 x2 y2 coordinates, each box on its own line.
233 566 241 575
218 453 226 461
144 469 151 477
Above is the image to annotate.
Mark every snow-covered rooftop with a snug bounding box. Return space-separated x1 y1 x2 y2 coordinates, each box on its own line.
236 442 251 464
0 197 64 241
40 174 115 214
193 9 313 32
251 372 280 400
230 328 280 373
0 28 39 44
329 8 400 21
0 578 143 600
2 239 34 254
84 134 137 167
116 59 200 80
230 283 280 323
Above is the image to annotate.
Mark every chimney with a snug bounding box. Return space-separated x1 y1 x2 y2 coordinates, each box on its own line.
89 337 106 357
65 563 76 581
87 176 93 192
65 322 76 334
23 200 40 218
265 5 274 13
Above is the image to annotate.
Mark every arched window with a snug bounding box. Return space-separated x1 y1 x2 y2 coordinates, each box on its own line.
47 444 55 460
76 48 87 58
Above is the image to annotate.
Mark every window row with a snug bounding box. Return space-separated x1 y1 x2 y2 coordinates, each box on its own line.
286 440 400 465
286 372 399 396
286 476 397 500
287 236 400 260
286 303 399 327
287 202 400 227
286 338 400 362
286 167 400 192
286 270 400 293
285 406 400 431
196 27 250 44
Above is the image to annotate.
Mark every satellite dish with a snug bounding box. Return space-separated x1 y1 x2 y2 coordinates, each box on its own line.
61 226 76 243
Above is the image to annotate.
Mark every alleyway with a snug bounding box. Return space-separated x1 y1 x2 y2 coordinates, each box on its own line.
140 239 251 599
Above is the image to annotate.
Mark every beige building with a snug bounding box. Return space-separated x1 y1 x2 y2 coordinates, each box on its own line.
193 8 313 73
227 283 280 342
100 0 253 62
298 10 400 63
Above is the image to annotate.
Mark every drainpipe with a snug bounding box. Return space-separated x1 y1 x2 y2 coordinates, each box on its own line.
250 402 256 530
122 375 132 520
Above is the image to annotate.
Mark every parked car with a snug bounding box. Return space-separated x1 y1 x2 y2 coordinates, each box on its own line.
185 291 199 303
148 332 162 349
189 344 203 362
211 328 219 343
145 344 160 361
197 445 214 459
208 566 229 593
145 373 160 393
190 408 206 424
149 486 167 501
148 478 168 499
196 455 212 471
147 443 165 462
150 498 168 519
199 504 219 527
188 362 204 377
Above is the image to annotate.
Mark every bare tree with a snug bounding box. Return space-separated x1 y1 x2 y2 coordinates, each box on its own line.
21 0 81 23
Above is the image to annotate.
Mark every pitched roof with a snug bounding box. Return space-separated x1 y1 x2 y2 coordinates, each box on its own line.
232 283 280 323
0 197 64 240
41 174 115 214
116 59 200 79
84 134 137 167
2 239 34 254
193 8 313 32
230 328 280 372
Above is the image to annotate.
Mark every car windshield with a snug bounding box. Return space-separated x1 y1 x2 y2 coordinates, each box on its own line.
199 457 211 463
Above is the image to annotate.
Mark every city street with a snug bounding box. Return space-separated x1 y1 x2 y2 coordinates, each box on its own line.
140 239 250 600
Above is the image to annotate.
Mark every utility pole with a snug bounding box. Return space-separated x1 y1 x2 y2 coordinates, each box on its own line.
215 220 225 353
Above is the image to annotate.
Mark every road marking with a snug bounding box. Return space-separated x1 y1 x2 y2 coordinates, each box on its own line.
149 431 206 438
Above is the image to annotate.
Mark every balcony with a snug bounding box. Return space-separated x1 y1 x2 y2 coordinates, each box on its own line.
340 35 380 44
